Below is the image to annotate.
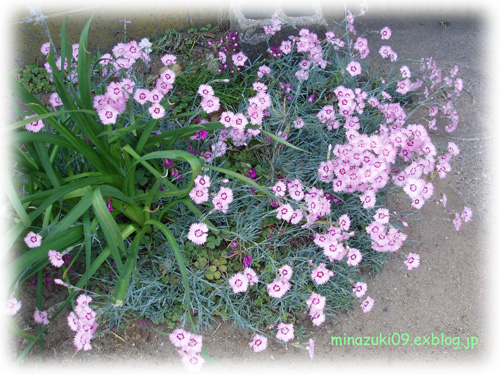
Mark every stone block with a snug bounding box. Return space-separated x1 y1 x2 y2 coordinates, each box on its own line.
228 0 328 62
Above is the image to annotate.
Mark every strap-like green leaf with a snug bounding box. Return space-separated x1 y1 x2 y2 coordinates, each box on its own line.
91 187 124 272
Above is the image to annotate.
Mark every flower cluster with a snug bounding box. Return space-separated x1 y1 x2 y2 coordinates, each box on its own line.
273 180 331 228
169 328 205 371
267 264 293 298
228 267 258 293
67 294 98 351
306 292 327 326
210 30 248 74
198 83 220 114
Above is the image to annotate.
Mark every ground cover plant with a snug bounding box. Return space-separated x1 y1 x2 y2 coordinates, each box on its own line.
4 4 473 370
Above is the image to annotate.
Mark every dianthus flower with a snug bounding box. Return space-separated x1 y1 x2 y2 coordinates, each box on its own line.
311 263 334 285
243 267 259 285
200 95 220 114
249 334 268 353
361 296 375 313
346 248 362 266
148 103 165 119
24 115 45 133
310 310 326 326
461 206 473 222
380 26 392 40
161 53 177 66
232 51 248 67
197 84 214 97
169 328 190 348
404 253 420 270
34 308 50 325
276 203 294 222
5 298 22 316
194 174 211 188
272 181 287 198
189 185 209 204
276 323 294 343
24 231 42 248
187 222 209 245
353 282 367 298
267 278 291 298
346 61 362 76
48 250 64 268
278 265 293 280
306 292 326 311
229 272 249 293
180 352 205 371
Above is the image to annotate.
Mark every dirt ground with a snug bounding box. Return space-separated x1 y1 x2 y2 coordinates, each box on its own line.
3 2 499 375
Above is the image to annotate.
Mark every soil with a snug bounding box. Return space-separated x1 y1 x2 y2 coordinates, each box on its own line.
3 3 497 375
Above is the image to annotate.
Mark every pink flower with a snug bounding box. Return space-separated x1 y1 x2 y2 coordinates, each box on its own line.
33 308 50 325
404 253 420 270
189 185 209 204
276 323 294 343
346 248 362 266
243 267 259 286
160 69 176 84
267 278 291 298
352 282 367 298
229 272 249 293
5 298 22 315
24 231 42 248
272 181 287 198
194 174 211 188
169 328 190 348
338 214 351 231
306 292 326 311
276 203 294 222
346 61 362 76
374 208 390 224
380 26 392 40
134 89 149 104
67 311 79 331
214 187 233 204
180 352 205 371
278 265 293 280
98 105 119 125
185 332 203 354
311 263 334 285
161 53 177 66
148 103 165 119
73 330 92 351
249 334 268 353
187 222 209 245
197 84 214 97
310 310 326 326
48 250 64 268
49 92 62 107
290 209 304 224
24 115 45 133
361 296 375 313
294 118 305 129
40 42 50 55
461 206 473 222
232 51 248 67
200 95 220 114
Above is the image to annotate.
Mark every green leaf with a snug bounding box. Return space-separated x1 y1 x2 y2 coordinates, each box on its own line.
91 188 125 272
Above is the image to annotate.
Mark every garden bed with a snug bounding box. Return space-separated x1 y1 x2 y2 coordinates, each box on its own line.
4 4 486 372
